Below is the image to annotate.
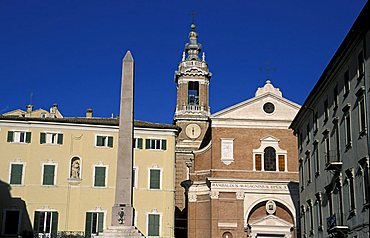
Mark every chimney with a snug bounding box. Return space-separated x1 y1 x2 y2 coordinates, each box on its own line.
86 108 93 118
26 104 33 113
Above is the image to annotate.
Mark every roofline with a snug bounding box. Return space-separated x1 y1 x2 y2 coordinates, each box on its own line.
0 115 180 131
290 2 369 131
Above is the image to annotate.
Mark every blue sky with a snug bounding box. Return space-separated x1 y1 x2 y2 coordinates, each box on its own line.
0 0 367 124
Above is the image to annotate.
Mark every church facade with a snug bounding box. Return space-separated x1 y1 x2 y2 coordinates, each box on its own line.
173 25 301 238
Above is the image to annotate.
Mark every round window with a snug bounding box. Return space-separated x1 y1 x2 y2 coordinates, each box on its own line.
263 102 275 114
222 232 233 238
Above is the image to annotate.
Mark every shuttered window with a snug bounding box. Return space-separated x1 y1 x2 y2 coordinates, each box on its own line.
33 211 58 238
148 214 160 236
145 139 167 150
42 165 55 185
40 133 63 145
255 154 262 171
278 155 285 171
7 131 31 143
85 212 104 237
10 164 23 185
149 169 160 189
96 136 113 148
134 138 143 149
94 167 106 187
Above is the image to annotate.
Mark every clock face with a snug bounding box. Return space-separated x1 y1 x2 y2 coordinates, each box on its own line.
185 124 201 139
263 102 275 114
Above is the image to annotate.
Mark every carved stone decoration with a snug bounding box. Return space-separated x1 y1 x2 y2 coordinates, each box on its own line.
236 191 244 200
221 139 234 165
265 200 276 215
210 190 219 199
117 208 125 224
189 193 197 202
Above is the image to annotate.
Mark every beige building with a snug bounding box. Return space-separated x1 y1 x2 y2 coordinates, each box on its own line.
0 113 178 238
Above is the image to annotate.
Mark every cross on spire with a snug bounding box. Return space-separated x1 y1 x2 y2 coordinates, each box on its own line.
191 11 197 24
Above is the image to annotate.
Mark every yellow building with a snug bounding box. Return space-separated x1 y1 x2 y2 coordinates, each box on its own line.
0 114 178 238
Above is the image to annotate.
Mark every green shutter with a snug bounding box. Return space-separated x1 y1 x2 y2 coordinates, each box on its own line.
33 211 41 232
85 212 92 238
51 212 58 238
43 165 55 185
150 170 160 189
57 134 63 145
145 139 150 149
138 138 143 149
161 140 167 150
7 131 14 142
96 136 103 146
148 214 160 236
10 164 23 185
40 133 46 144
94 167 106 187
98 212 104 232
108 136 113 148
25 132 31 143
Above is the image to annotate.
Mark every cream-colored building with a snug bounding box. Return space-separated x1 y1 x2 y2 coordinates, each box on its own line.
0 114 178 238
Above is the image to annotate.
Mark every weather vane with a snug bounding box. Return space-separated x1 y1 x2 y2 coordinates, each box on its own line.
259 62 277 79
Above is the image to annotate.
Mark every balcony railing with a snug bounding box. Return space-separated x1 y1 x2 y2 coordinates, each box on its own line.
327 214 348 237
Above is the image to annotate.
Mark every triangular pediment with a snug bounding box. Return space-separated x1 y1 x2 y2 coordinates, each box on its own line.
250 215 293 227
211 92 300 122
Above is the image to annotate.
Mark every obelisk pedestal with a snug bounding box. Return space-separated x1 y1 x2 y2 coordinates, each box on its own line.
97 51 144 237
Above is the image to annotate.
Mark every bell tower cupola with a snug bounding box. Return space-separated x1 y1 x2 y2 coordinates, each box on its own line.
174 23 212 122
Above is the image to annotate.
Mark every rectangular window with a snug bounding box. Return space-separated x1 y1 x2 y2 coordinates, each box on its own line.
299 159 304 191
324 132 330 165
306 124 310 143
148 214 160 236
278 155 285 172
334 85 338 109
301 205 306 236
96 136 113 148
94 166 107 187
306 152 312 184
3 210 20 235
359 158 369 205
344 111 352 147
40 132 63 145
298 132 302 151
145 139 167 150
10 163 23 185
324 100 329 123
313 142 320 176
33 211 58 237
359 96 367 134
307 200 314 234
149 169 160 189
314 112 318 133
358 51 364 79
85 212 104 237
134 138 143 149
315 192 323 231
42 165 56 186
7 131 31 143
344 70 350 96
345 169 356 212
255 154 262 171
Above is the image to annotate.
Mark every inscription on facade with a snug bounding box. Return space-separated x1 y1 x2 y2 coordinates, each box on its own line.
211 183 288 190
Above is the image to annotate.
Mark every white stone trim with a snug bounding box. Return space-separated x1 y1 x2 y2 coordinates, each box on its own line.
41 162 58 186
221 138 234 165
146 211 162 237
148 167 162 190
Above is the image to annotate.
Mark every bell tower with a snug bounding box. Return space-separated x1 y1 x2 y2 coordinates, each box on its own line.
174 23 211 150
173 23 211 238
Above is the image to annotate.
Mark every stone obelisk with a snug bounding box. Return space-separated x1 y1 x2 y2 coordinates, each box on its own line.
99 51 144 237
111 50 135 226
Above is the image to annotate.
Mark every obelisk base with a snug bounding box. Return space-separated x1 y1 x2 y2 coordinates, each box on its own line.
111 204 135 227
96 226 144 237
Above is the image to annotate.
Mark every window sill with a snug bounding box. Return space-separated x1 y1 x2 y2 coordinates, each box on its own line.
93 186 107 189
95 146 113 149
10 184 24 187
318 225 323 231
359 129 367 137
8 142 29 145
345 142 352 151
315 171 320 177
41 143 62 146
41 184 56 187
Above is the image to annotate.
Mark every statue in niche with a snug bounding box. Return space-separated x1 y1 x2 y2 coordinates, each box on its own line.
70 157 81 179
